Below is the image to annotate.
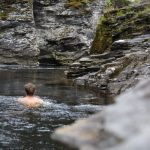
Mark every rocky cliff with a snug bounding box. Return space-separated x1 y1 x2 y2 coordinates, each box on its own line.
33 0 104 65
66 2 150 95
0 0 39 65
0 0 104 65
54 2 150 148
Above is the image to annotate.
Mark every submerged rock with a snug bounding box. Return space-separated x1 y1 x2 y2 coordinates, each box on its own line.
52 79 150 150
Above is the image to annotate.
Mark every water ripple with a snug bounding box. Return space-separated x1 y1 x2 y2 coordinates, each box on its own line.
0 95 103 150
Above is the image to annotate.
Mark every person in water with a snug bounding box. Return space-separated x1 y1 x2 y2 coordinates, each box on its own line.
17 83 43 108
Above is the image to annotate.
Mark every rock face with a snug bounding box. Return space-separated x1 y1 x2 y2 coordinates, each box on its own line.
0 0 105 65
0 0 39 65
33 0 104 65
66 3 150 95
52 79 150 150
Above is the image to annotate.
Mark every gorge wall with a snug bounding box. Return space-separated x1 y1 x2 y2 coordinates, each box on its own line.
0 0 39 65
33 0 104 65
52 2 150 150
0 0 105 65
67 2 150 95
1 0 149 95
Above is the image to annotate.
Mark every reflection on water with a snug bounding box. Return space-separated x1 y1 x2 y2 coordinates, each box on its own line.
0 66 106 150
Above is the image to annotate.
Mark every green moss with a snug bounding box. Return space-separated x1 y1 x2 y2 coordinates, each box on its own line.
90 3 150 54
0 13 8 20
90 15 112 54
0 0 32 20
0 4 11 20
65 0 94 9
105 0 130 9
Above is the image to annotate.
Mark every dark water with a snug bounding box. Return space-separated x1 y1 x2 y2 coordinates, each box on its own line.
0 65 106 150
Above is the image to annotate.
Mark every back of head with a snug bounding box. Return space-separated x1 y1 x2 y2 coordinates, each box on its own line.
24 83 36 96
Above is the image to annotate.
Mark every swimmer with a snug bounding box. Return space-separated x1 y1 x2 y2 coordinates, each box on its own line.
17 83 43 108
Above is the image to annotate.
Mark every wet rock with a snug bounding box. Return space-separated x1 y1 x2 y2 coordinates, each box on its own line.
65 2 150 95
52 79 150 150
112 35 150 51
68 33 150 93
70 62 81 68
79 57 92 62
33 0 104 65
0 1 39 65
66 56 100 78
0 21 19 29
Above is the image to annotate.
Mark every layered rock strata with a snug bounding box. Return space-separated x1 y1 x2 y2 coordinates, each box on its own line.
33 0 104 65
66 3 150 95
0 0 39 65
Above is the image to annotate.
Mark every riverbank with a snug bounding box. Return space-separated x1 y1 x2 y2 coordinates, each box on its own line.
65 2 150 95
52 1 150 149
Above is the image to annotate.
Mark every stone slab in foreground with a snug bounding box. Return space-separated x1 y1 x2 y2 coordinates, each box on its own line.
52 79 150 150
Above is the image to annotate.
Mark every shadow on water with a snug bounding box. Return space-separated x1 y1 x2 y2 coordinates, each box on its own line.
0 65 110 150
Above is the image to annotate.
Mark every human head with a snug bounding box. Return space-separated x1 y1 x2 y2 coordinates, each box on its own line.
24 83 36 96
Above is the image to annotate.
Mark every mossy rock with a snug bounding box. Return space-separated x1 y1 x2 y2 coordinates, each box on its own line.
90 3 150 54
0 0 32 20
90 14 113 54
0 13 8 20
65 0 94 9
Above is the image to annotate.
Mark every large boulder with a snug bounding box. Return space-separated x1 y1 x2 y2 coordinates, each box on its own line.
52 79 150 150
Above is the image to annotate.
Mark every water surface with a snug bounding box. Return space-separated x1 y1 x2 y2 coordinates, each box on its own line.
0 66 106 150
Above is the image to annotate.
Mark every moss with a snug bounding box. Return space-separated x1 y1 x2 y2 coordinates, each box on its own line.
90 3 150 54
105 0 130 9
0 0 32 20
90 15 112 54
0 13 8 20
65 0 94 9
0 4 12 20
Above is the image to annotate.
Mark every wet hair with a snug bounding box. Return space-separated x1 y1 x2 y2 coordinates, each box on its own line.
24 83 36 96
